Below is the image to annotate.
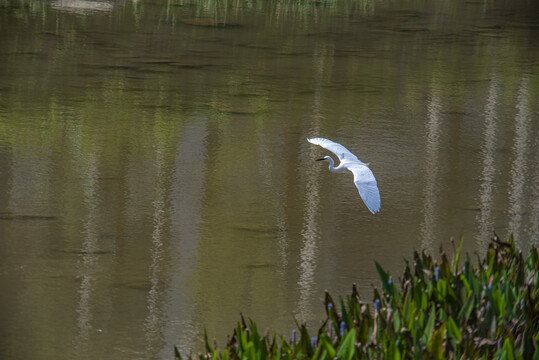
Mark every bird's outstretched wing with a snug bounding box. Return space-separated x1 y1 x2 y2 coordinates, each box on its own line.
307 137 362 164
308 137 380 213
348 164 381 214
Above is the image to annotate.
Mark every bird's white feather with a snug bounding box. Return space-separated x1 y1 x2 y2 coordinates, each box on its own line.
308 137 380 214
348 164 380 214
307 137 365 164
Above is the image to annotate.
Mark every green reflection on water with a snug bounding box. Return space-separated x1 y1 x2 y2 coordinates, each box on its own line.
0 1 538 359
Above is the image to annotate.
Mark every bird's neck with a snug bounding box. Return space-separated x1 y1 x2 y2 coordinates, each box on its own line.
327 158 345 172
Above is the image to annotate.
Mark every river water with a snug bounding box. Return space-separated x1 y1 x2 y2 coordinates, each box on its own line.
1 0 538 359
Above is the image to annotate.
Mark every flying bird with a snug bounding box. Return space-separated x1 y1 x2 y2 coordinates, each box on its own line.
307 137 381 214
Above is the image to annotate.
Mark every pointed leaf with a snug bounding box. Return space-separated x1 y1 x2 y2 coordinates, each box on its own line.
336 328 357 360
423 306 436 344
447 316 461 343
375 261 391 294
452 235 463 273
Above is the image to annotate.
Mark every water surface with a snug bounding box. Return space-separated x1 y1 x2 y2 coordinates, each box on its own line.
1 0 538 359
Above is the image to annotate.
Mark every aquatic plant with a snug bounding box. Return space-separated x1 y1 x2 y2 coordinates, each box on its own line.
176 236 539 359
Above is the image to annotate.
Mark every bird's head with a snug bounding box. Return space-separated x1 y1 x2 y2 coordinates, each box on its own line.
315 156 330 162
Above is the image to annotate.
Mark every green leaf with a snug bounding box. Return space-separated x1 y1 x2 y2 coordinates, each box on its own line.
533 344 539 360
447 316 461 343
508 234 515 250
238 323 248 351
319 336 336 358
458 291 475 322
505 279 516 319
421 291 428 312
418 307 425 328
375 261 391 294
438 308 447 322
528 247 538 269
390 339 402 360
436 278 447 299
460 274 472 297
428 323 446 360
501 338 515 360
489 285 506 318
423 306 436 344
340 298 349 327
336 328 356 360
297 324 313 357
452 235 464 273
245 342 256 360
394 310 401 333
413 328 422 360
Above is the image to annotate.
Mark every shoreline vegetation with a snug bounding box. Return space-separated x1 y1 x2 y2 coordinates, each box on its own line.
177 236 538 359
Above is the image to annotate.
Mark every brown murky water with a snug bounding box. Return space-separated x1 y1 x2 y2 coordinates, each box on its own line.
1 0 538 358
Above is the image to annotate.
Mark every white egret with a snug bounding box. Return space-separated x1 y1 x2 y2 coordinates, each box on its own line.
307 137 381 214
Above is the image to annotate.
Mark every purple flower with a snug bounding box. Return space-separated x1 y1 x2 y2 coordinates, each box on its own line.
487 283 493 291
435 266 440 281
388 278 393 285
328 302 333 311
374 299 380 310
311 337 317 348
291 329 296 343
340 321 345 337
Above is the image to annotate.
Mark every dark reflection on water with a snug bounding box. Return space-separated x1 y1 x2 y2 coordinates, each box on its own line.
1 0 539 359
